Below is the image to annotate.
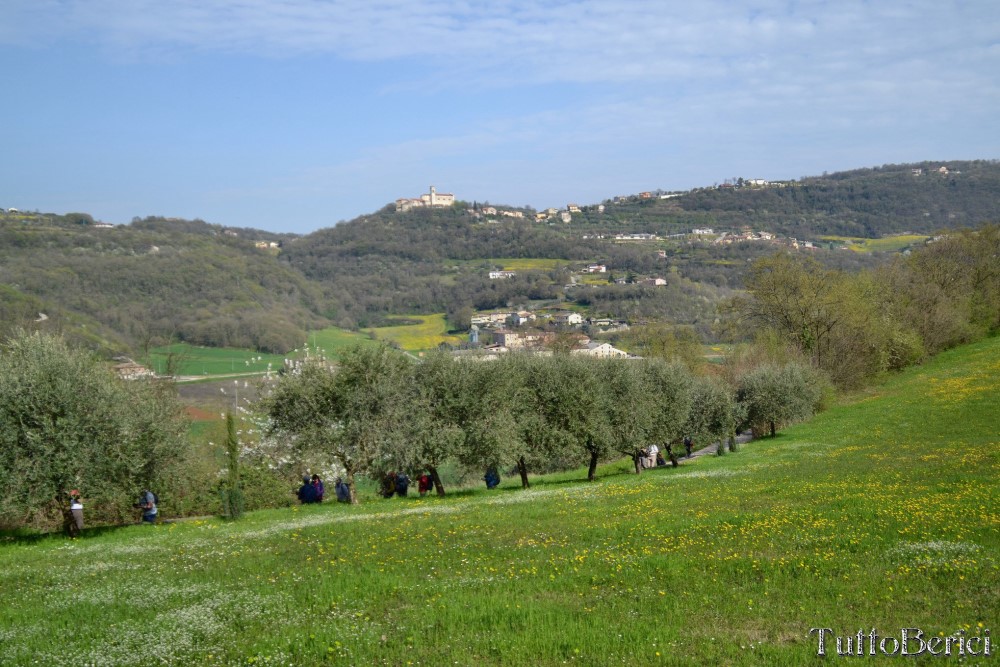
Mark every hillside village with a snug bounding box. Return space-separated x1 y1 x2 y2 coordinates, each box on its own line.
459 307 632 360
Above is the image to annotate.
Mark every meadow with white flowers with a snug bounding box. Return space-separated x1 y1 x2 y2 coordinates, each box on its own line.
1 337 997 666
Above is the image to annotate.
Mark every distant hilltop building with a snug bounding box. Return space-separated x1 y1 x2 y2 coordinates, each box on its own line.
395 185 456 212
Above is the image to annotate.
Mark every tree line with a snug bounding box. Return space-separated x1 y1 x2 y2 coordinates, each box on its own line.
726 224 1000 388
256 345 827 504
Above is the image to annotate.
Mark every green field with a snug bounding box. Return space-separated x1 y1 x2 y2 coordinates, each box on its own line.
820 234 931 253
146 343 290 378
148 329 378 378
2 337 997 665
494 258 568 271
363 314 464 351
304 327 380 357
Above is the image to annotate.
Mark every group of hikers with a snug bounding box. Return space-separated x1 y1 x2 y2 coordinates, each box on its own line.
640 436 696 469
379 471 434 498
297 474 350 504
65 436 703 535
63 488 158 536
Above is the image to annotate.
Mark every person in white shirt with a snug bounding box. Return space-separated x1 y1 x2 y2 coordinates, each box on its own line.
69 490 84 536
647 444 659 469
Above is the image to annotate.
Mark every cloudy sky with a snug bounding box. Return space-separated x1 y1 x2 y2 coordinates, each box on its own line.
1 0 998 234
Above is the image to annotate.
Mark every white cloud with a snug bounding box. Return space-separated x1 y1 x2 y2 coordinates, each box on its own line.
3 0 996 93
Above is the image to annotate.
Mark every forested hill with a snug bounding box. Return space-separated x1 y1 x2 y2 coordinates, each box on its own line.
278 205 605 329
281 159 1000 328
588 159 1000 238
0 215 328 354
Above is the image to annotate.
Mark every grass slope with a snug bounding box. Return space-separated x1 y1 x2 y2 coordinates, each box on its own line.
148 328 379 379
1 338 997 665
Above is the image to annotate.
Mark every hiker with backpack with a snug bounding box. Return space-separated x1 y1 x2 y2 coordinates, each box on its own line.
136 489 158 524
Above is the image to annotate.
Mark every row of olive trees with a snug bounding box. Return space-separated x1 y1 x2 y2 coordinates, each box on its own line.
0 330 826 530
256 344 826 503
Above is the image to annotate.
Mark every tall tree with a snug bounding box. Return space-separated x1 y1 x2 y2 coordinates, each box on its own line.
729 253 848 369
457 357 532 488
684 377 740 454
401 351 467 495
602 359 655 474
542 356 614 481
642 359 695 453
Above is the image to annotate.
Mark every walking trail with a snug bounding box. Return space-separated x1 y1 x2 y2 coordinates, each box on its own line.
678 432 754 462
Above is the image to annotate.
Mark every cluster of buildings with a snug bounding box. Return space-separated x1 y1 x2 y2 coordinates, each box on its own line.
912 166 955 176
112 359 156 380
395 186 456 213
456 327 632 360
710 227 777 245
470 309 628 333
470 207 525 220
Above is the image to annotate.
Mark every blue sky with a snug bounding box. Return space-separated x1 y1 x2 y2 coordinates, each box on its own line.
1 0 998 234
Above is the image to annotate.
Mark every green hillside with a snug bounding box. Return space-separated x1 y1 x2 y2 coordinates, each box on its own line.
600 159 1000 239
1 336 996 665
2 159 998 354
0 215 328 354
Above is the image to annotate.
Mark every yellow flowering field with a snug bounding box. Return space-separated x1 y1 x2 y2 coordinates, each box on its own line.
363 314 464 351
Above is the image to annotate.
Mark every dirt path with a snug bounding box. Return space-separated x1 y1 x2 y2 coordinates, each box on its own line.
682 432 754 461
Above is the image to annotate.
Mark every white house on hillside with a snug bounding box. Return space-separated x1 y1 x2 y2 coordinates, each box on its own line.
553 312 584 326
571 342 629 358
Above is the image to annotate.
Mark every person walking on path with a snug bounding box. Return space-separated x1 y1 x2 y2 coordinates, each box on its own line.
683 436 693 458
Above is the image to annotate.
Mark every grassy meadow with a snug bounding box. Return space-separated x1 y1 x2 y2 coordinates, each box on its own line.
2 338 997 665
445 258 570 272
149 328 379 379
147 343 289 378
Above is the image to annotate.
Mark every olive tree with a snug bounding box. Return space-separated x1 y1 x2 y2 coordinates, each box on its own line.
736 362 826 437
258 343 412 504
643 359 695 457
602 359 656 474
684 377 740 455
456 356 534 488
0 331 188 532
541 356 614 481
400 351 467 495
